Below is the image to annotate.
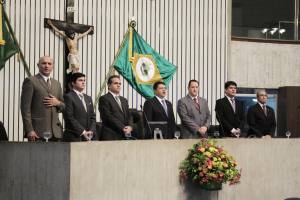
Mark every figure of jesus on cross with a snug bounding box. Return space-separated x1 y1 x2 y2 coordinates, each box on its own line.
47 19 93 73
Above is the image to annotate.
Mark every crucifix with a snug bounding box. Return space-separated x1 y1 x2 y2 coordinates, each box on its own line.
44 0 94 92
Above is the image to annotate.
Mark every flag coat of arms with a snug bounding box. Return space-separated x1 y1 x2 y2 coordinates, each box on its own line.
113 26 176 99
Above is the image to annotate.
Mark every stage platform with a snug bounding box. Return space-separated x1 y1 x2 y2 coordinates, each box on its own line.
1 139 300 200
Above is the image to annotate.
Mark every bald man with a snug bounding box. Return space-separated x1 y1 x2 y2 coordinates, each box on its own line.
21 56 65 141
247 89 276 138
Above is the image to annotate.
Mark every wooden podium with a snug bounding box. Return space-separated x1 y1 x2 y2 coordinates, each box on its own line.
1 140 300 200
277 86 300 137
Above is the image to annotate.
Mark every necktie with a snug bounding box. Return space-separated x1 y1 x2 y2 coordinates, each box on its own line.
115 96 123 112
230 98 236 113
46 78 51 90
263 105 267 116
193 97 200 110
79 93 87 112
161 99 168 116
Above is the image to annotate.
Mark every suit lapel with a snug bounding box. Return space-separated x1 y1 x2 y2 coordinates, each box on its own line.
255 103 267 118
119 97 127 118
224 97 235 114
36 74 50 92
256 103 264 116
71 90 87 113
166 101 173 118
187 95 202 113
108 93 124 114
83 94 89 113
187 96 195 110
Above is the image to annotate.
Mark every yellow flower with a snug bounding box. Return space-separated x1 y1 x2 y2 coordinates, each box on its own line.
208 147 216 152
198 147 206 153
212 161 217 167
204 152 212 158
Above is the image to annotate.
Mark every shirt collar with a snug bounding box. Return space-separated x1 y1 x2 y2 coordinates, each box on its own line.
188 94 198 100
73 89 84 97
39 73 50 82
155 95 165 102
225 95 235 101
109 91 119 99
258 102 266 108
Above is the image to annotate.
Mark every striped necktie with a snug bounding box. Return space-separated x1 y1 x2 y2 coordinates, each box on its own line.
115 96 123 112
79 93 87 112
230 98 236 113
161 99 168 116
46 78 51 90
193 97 200 110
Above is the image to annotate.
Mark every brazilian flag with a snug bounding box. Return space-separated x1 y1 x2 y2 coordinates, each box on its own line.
0 5 19 70
113 25 176 99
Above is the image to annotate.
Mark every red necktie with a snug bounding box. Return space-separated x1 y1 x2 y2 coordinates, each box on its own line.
193 97 200 110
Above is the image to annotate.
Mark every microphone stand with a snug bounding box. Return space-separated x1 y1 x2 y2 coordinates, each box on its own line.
215 111 225 138
140 105 152 139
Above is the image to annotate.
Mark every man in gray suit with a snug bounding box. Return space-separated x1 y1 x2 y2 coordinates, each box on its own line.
177 80 211 138
21 56 65 141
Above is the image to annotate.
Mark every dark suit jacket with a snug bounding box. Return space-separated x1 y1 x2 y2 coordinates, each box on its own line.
215 97 245 137
0 121 8 141
20 74 65 139
63 90 96 142
143 97 176 139
247 103 276 137
98 92 133 140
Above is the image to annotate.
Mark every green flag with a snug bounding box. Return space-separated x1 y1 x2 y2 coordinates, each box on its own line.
113 28 176 99
0 6 19 70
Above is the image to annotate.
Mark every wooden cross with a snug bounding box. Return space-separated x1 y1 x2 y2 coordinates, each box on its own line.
44 0 94 92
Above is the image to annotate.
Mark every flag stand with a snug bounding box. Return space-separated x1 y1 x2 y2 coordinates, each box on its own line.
93 20 136 108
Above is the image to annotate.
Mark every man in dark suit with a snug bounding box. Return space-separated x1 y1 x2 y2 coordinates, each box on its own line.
247 89 276 138
177 80 211 139
215 81 245 137
21 56 65 141
0 121 8 141
98 75 133 140
63 73 96 142
143 81 176 139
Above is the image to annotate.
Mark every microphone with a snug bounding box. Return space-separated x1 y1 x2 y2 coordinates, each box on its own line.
215 110 225 138
140 105 152 139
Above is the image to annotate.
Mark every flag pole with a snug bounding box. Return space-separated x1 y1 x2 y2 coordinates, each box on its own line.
0 3 6 45
2 3 31 77
93 30 129 108
93 19 136 108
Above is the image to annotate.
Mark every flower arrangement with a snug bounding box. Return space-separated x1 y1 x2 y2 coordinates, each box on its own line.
179 139 241 190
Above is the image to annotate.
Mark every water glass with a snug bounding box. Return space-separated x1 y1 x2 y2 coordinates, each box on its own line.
285 131 291 139
174 131 180 139
43 131 52 142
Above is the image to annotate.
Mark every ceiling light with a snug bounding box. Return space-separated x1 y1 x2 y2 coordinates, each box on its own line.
279 29 286 34
261 28 269 34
